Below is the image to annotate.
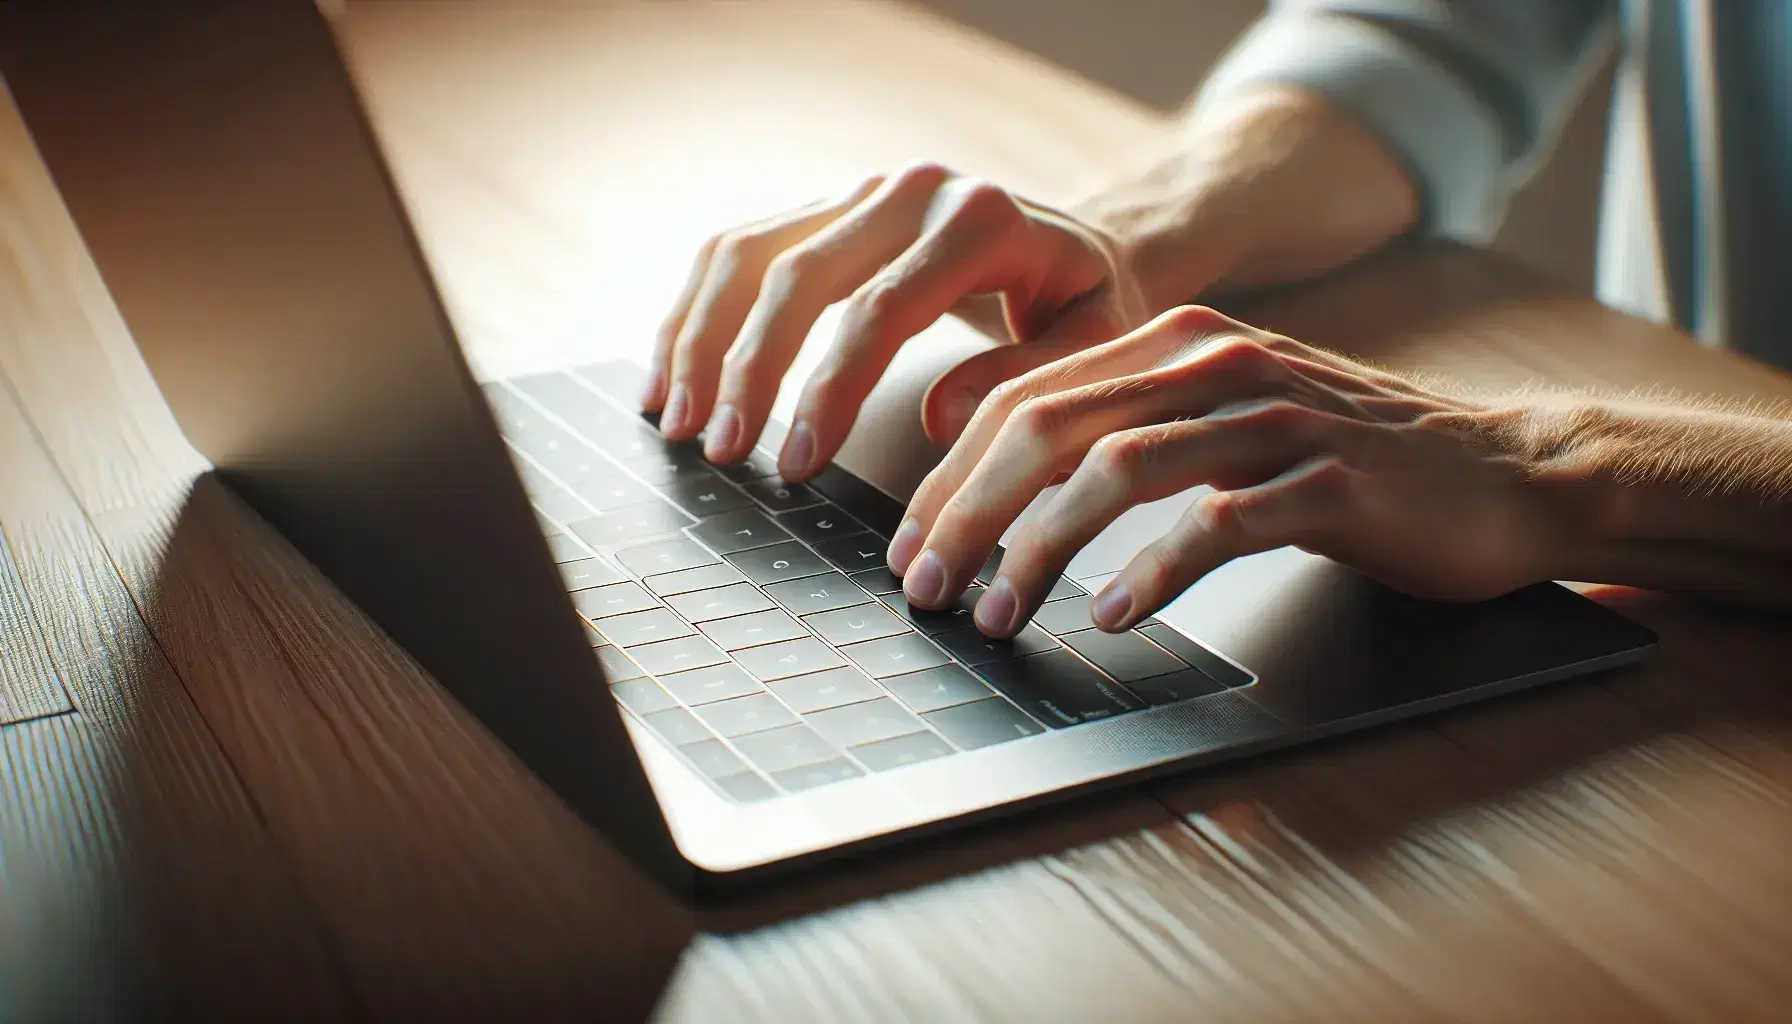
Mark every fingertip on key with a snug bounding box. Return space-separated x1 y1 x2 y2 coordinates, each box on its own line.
660 382 692 437
1090 583 1133 631
779 420 818 480
904 549 947 607
974 576 1019 637
886 518 923 575
703 402 743 462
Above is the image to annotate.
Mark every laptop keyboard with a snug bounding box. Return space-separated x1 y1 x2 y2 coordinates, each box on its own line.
483 362 1253 802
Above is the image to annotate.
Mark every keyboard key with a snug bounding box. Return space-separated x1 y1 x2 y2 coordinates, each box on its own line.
510 370 631 430
1124 669 1224 706
803 697 925 747
1031 595 1096 635
776 503 866 544
644 562 745 596
629 635 730 677
582 621 606 647
734 638 846 681
741 477 824 513
924 698 1045 749
732 723 836 773
772 759 863 792
878 588 981 634
678 738 749 779
726 541 831 585
973 547 1006 585
657 662 762 705
544 532 594 564
715 772 777 802
807 463 905 534
592 607 694 646
687 508 791 554
617 443 714 487
699 609 809 651
934 624 1058 666
572 582 661 620
762 572 872 616
1060 628 1185 682
558 555 625 591
881 664 993 713
1043 576 1086 602
614 537 717 577
611 677 677 715
695 693 801 737
570 360 649 403
974 650 1144 728
643 707 713 746
526 478 594 524
840 633 949 678
1139 625 1255 688
711 449 783 482
567 474 656 513
482 384 565 450
569 501 692 547
851 730 955 771
661 475 753 517
811 532 889 573
803 604 911 646
594 645 644 682
767 666 883 714
849 566 904 595
665 583 774 623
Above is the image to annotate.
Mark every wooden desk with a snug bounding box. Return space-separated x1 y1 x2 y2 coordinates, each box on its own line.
3 2 1790 1018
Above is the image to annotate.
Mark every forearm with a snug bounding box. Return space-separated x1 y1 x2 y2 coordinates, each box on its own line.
1525 398 1792 603
1071 87 1420 311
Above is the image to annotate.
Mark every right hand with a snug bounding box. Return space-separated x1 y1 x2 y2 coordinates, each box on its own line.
642 162 1152 480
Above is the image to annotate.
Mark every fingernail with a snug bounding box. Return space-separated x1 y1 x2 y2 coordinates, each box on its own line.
639 367 667 412
886 518 923 573
974 576 1019 636
660 383 691 436
942 388 980 436
904 549 946 606
704 403 742 462
780 420 818 479
1091 583 1133 630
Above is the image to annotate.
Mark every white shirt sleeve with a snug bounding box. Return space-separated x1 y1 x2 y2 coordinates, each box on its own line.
1198 0 1617 241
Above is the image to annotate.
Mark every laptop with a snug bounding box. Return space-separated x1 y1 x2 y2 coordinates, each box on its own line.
2 2 1657 895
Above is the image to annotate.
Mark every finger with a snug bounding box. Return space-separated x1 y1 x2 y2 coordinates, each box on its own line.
772 179 1043 478
645 234 719 411
658 178 882 440
888 305 1242 578
1092 454 1357 630
975 403 1354 633
919 294 1121 445
893 315 1294 584
701 163 955 463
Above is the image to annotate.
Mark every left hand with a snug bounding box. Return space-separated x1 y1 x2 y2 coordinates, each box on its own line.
884 306 1572 636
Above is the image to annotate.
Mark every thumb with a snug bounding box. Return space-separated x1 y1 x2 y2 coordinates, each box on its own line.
922 295 1130 444
920 335 1092 445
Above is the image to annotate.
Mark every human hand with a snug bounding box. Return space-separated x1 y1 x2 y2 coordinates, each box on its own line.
642 163 1151 480
886 306 1571 636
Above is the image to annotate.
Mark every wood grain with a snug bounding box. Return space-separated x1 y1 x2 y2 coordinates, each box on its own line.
1 1 1790 1019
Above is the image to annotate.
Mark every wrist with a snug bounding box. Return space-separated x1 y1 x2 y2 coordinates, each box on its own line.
1071 86 1419 311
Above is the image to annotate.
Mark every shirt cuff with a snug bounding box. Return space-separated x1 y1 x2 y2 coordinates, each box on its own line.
1198 12 1508 242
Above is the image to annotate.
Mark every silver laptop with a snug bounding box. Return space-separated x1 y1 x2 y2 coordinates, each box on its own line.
2 2 1656 894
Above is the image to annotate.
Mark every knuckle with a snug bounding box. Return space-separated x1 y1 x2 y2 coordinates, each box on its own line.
889 160 954 195
763 246 822 294
1303 456 1355 496
945 179 1018 225
1233 398 1317 435
1086 431 1152 481
984 376 1035 416
1008 394 1071 440
843 277 900 334
1197 334 1285 381
1162 304 1235 341
1195 489 1249 542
